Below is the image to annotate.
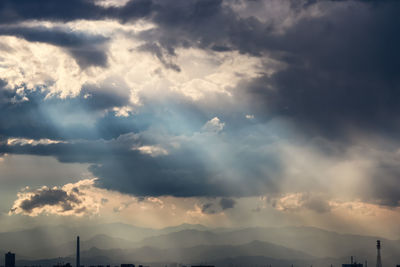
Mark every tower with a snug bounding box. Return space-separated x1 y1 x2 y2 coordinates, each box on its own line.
376 240 382 267
76 236 80 267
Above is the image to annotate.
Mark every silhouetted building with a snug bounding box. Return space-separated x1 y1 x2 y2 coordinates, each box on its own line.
5 252 15 267
376 240 382 267
342 256 363 267
191 266 214 267
343 263 363 267
54 263 72 267
121 264 135 267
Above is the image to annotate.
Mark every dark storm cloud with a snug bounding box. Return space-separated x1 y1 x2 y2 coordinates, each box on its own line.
89 144 279 197
137 42 181 72
201 198 236 214
0 129 281 197
0 79 16 104
116 0 154 22
16 188 81 213
0 89 61 140
301 194 331 213
0 26 109 68
0 0 153 24
137 0 265 56
364 157 400 207
0 0 103 23
137 0 400 139
201 203 217 214
242 1 400 138
81 83 131 110
0 140 108 163
130 0 400 141
219 198 236 210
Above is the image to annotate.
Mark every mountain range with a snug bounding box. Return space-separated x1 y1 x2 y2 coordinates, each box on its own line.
0 224 399 267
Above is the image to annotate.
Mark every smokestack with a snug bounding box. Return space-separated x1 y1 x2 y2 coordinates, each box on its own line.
376 240 382 267
351 256 353 264
76 236 80 267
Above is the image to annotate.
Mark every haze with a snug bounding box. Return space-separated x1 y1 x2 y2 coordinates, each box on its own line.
0 0 400 266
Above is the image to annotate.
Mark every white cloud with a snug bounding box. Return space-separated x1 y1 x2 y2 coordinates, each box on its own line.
171 49 266 100
93 0 130 7
10 179 102 216
0 21 269 109
245 114 255 120
134 145 169 157
202 117 225 133
268 192 332 213
113 106 132 117
7 138 66 146
0 36 83 98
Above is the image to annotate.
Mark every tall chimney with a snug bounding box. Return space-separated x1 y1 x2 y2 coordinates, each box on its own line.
76 236 80 267
376 240 382 267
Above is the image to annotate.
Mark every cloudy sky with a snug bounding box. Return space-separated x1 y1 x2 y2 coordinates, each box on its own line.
1 0 400 238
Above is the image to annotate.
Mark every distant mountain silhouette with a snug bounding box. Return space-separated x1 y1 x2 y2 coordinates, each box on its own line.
17 240 313 266
136 229 219 249
2 224 400 266
132 226 400 260
0 223 210 258
158 223 210 234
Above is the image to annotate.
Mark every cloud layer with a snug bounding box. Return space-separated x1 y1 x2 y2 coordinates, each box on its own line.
1 0 400 217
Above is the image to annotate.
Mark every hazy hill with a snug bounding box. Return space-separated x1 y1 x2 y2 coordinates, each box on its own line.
216 226 400 259
136 229 220 249
17 240 313 266
137 226 400 259
0 223 209 258
158 223 210 234
2 224 400 265
47 234 137 258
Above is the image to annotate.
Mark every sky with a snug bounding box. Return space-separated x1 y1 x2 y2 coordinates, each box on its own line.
0 0 400 239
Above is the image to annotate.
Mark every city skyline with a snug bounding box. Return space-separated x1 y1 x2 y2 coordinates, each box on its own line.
1 0 400 257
